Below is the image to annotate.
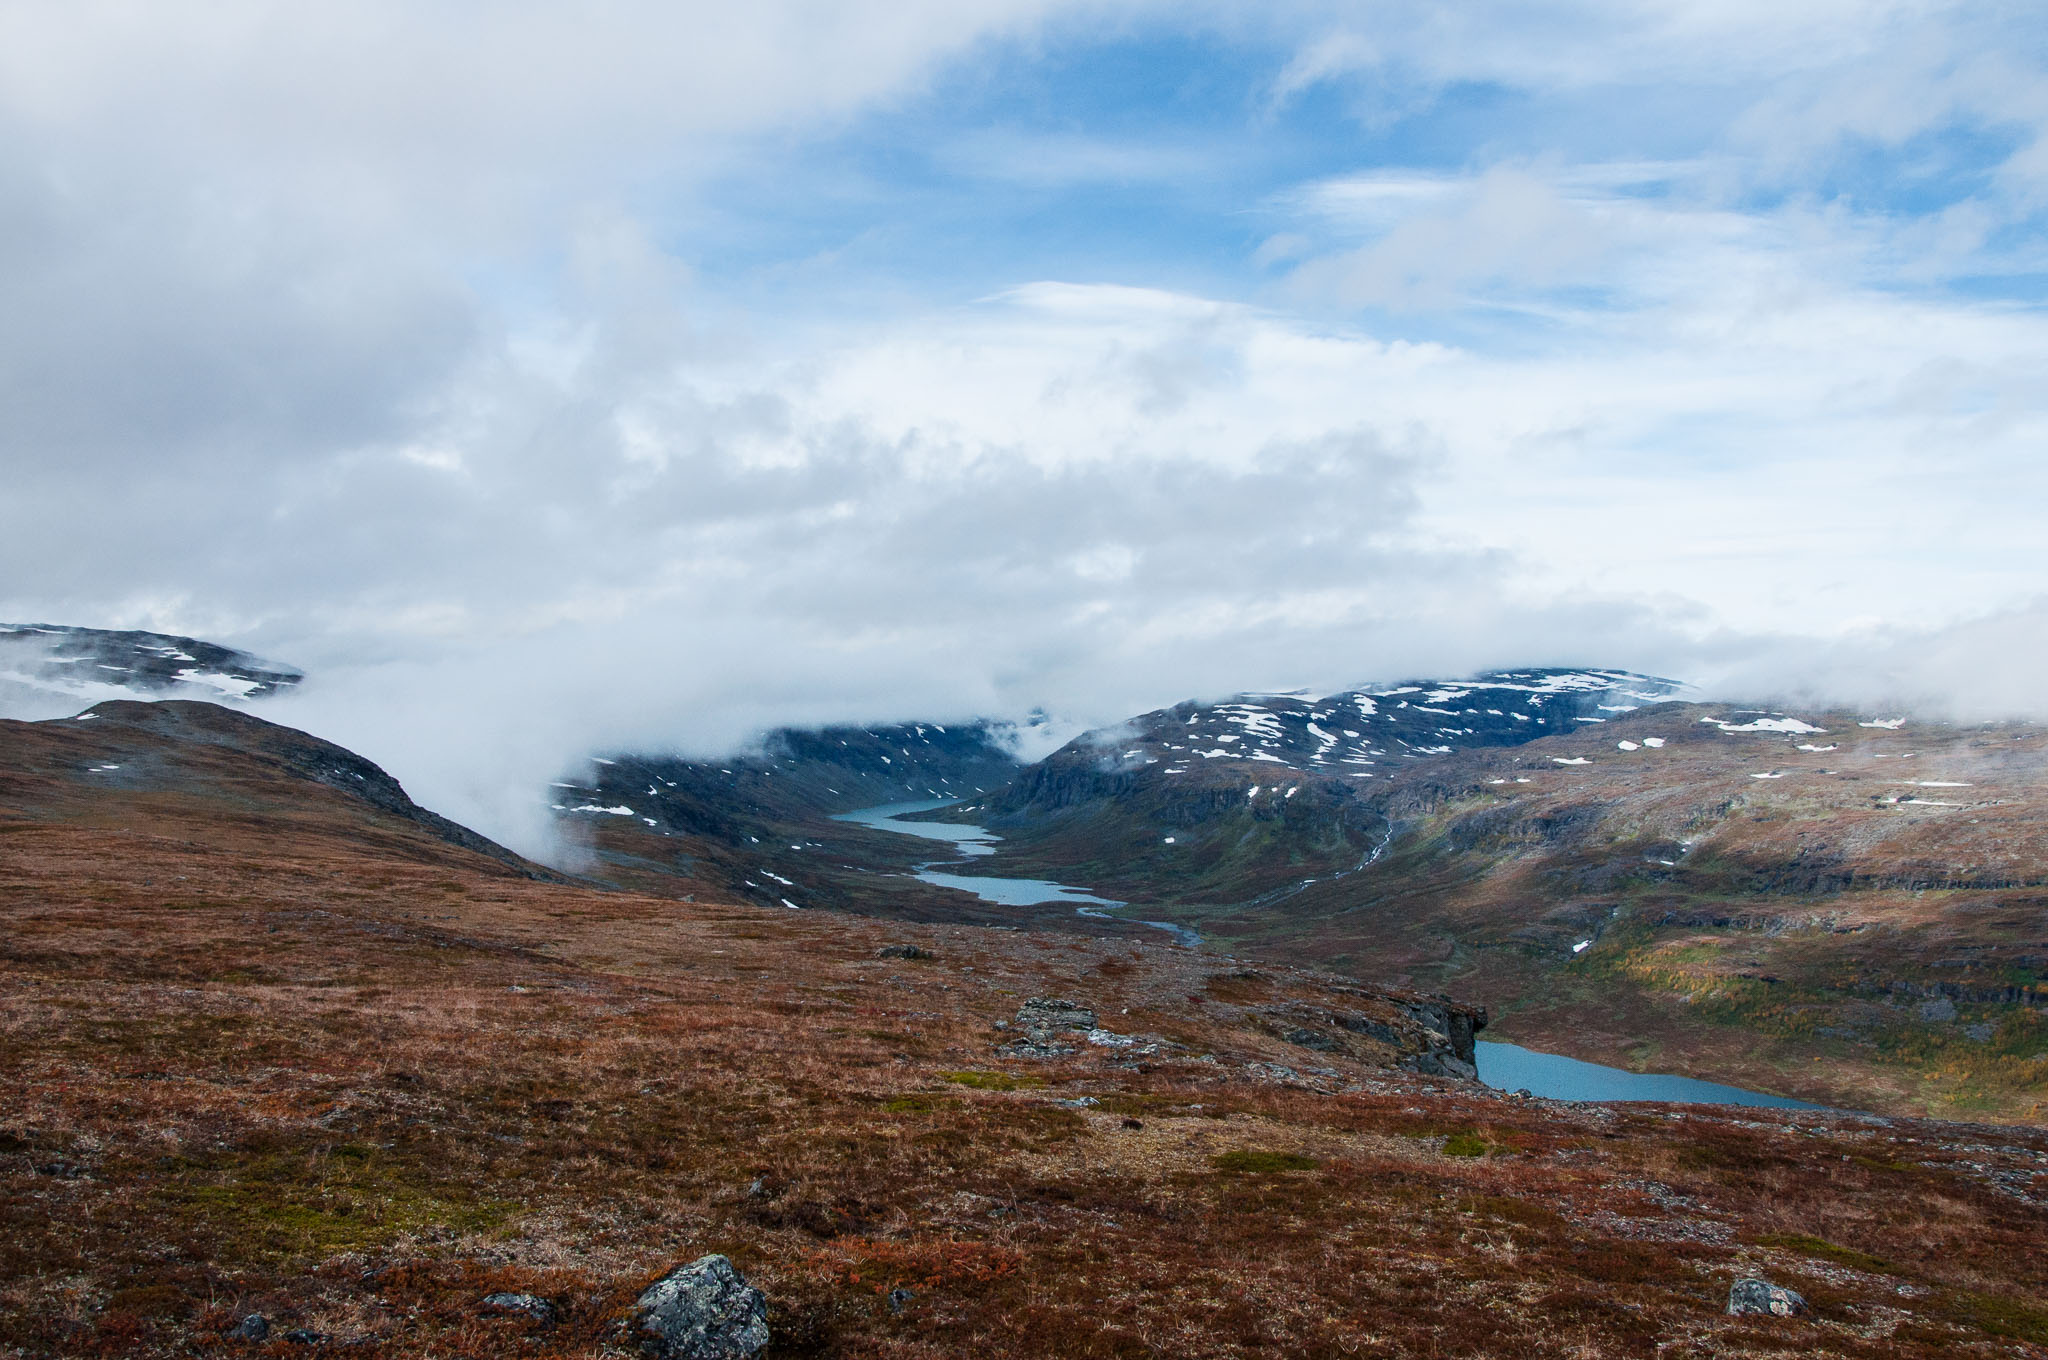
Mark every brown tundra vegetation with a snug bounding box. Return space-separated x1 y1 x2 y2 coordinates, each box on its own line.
3 703 2047 1357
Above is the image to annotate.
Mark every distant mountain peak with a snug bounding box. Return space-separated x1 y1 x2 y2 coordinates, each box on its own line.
0 623 302 721
1058 668 1685 779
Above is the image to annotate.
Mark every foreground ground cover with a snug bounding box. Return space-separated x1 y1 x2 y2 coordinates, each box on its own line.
4 705 2048 1357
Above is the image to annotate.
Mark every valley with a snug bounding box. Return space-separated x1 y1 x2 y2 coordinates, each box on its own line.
938 702 2048 1123
6 699 2048 1357
549 673 2048 1125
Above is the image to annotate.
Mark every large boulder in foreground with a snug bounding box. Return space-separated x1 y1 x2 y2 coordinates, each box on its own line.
1727 1277 1808 1317
629 1255 768 1359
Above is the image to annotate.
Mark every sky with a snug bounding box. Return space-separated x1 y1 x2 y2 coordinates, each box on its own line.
3 2 2047 852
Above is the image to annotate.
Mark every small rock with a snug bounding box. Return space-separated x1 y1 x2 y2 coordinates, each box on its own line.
1727 1277 1808 1318
630 1254 769 1359
998 1038 1076 1059
229 1314 270 1341
1016 998 1097 1032
887 1286 914 1315
877 945 934 960
1120 1117 1144 1130
281 1329 328 1346
481 1292 558 1326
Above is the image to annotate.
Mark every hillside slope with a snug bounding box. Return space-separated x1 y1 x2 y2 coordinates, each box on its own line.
0 700 550 880
5 704 2048 1357
968 701 2048 1121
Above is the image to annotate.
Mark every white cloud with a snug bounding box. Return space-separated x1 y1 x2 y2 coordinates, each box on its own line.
4 1 2047 857
1285 166 1608 309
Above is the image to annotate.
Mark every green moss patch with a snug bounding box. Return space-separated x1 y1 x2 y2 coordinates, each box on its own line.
145 1140 517 1268
1758 1232 1897 1275
941 1070 1044 1091
1441 1132 1490 1158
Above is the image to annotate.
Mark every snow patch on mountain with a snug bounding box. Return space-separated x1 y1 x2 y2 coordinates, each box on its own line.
1048 669 1688 775
1 624 301 721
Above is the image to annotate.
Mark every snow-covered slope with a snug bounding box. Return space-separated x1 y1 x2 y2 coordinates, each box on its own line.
1071 668 1683 779
0 624 301 721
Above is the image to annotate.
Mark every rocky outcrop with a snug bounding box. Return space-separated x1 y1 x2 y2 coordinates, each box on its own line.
629 1255 768 1359
1395 997 1486 1066
1252 990 1487 1079
481 1292 557 1326
999 998 1098 1057
1726 1277 1807 1318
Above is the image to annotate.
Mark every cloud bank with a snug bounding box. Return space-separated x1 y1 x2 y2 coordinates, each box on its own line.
2 2 2045 854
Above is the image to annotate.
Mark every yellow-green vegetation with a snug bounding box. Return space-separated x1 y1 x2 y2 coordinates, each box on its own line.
1757 1233 1897 1275
1440 1132 1490 1158
1949 1290 2048 1346
1578 926 2048 1118
147 1140 517 1268
941 1070 1045 1091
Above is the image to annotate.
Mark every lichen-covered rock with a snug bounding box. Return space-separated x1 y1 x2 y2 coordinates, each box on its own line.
630 1254 769 1359
1727 1277 1808 1317
1016 998 1096 1032
1402 1048 1479 1081
999 997 1099 1058
481 1291 558 1326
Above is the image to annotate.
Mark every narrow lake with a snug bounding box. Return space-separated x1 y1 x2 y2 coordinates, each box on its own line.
837 802 1821 1108
1477 1040 1825 1110
833 799 1201 946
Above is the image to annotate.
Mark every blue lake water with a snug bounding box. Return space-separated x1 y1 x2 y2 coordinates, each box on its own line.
832 799 1201 946
835 803 1817 1098
1477 1040 1825 1110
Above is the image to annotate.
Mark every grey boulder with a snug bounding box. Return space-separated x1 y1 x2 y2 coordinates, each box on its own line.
1727 1277 1808 1317
1016 998 1097 1032
999 998 1098 1059
481 1291 558 1326
630 1254 769 1359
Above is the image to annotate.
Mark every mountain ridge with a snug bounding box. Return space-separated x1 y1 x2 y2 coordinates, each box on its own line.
0 623 301 722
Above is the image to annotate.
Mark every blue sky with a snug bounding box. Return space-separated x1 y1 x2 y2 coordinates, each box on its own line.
671 7 2048 321
2 1 2046 849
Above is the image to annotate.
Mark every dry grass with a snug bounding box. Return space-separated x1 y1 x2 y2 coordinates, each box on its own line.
5 711 2048 1357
